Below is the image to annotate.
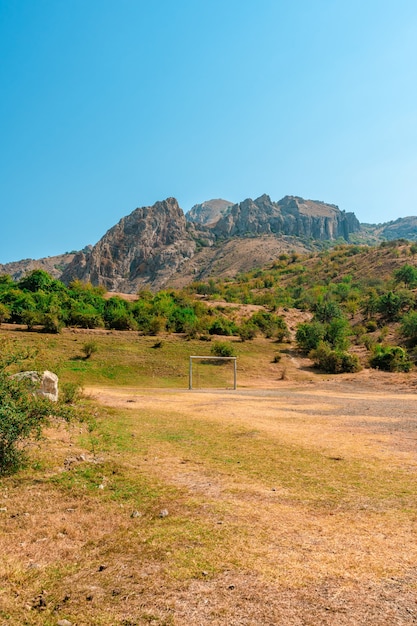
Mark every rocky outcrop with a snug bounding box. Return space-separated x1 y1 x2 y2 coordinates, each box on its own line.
379 217 417 242
61 198 208 292
12 371 59 402
210 195 360 241
0 252 79 282
187 199 233 225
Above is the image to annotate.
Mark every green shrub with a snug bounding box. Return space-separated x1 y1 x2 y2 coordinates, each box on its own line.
366 320 378 332
238 323 257 341
82 341 98 359
309 342 361 374
0 303 10 325
209 318 237 336
296 322 326 353
107 312 138 331
61 382 83 404
0 341 65 474
210 341 236 358
400 311 417 345
70 311 104 329
42 312 63 334
21 310 41 330
369 345 412 372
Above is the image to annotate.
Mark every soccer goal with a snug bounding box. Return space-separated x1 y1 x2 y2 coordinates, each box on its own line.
189 356 237 390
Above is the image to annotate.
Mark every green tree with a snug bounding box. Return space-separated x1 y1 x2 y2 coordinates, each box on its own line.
18 269 54 292
393 264 417 287
376 291 402 320
0 303 10 325
313 300 343 323
400 311 417 345
296 322 326 353
369 345 412 372
309 342 361 374
324 317 351 351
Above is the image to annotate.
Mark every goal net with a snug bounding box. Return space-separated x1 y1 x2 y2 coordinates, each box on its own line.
189 356 237 390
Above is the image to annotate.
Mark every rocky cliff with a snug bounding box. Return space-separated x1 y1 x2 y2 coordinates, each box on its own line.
186 199 233 225
61 198 210 292
209 195 360 240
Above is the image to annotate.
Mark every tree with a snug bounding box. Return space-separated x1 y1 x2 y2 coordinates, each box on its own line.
18 269 54 292
0 303 10 325
313 300 343 323
296 322 326 353
369 345 412 372
324 317 351 351
376 291 402 320
400 311 417 345
309 342 361 374
394 264 417 287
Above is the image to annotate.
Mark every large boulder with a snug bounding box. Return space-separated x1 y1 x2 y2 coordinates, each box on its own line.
12 370 59 402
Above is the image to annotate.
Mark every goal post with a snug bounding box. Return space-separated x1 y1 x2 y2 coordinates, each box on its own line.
189 356 237 390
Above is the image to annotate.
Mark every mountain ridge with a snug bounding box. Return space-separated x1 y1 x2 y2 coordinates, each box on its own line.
1 193 416 292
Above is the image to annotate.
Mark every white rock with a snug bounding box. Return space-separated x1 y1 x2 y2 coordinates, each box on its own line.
12 370 59 402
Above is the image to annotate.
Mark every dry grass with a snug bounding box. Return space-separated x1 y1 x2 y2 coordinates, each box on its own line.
1 378 417 624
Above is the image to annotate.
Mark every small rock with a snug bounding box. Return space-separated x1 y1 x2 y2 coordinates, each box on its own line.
228 584 235 590
98 564 107 572
159 509 169 518
98 484 105 490
0 507 7 513
57 620 73 626
130 510 141 518
202 571 208 576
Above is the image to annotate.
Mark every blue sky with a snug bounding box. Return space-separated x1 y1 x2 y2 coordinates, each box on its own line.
1 0 417 264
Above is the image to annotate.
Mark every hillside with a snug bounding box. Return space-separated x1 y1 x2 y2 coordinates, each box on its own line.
0 251 77 281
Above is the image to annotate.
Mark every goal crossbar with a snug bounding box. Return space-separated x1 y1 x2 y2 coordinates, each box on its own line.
189 356 237 390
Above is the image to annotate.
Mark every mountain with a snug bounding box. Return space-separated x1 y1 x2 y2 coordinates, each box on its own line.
61 197 211 292
210 195 360 240
59 194 360 292
1 193 410 293
0 252 78 281
186 199 233 225
363 217 417 242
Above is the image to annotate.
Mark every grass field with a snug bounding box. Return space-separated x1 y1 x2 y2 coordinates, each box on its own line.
1 328 417 624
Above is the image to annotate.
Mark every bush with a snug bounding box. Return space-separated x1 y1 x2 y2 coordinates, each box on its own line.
107 312 138 331
208 318 237 336
42 312 63 334
0 303 10 325
82 341 98 359
0 341 64 474
366 320 378 332
296 322 326 353
309 342 361 374
369 345 412 372
400 311 417 345
210 341 236 358
70 311 104 329
238 323 257 341
61 382 83 404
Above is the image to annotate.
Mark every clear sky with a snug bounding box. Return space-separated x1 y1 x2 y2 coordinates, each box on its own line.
1 0 417 264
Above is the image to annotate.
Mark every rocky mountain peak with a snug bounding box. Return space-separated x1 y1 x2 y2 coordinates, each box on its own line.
61 197 200 292
186 198 233 226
